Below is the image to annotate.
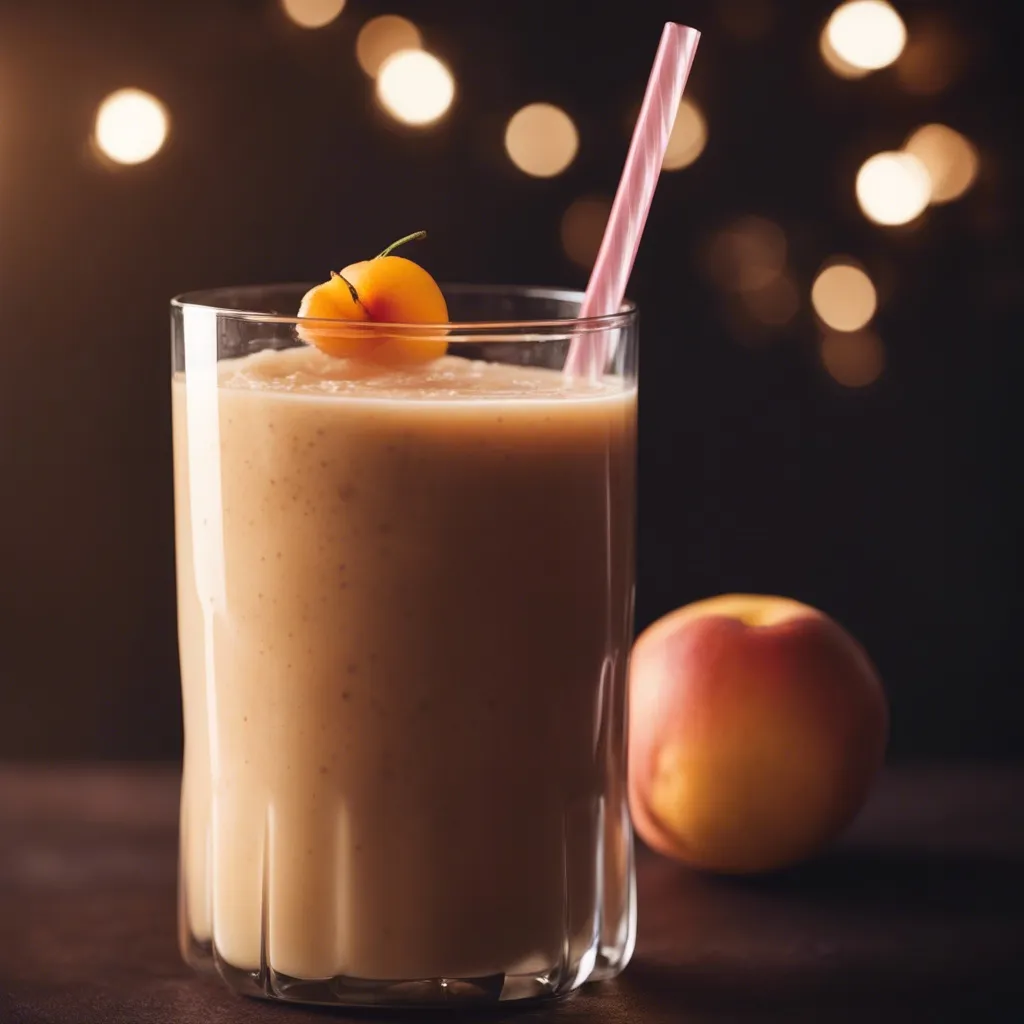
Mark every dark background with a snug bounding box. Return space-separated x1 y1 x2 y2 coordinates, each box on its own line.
0 0 1018 761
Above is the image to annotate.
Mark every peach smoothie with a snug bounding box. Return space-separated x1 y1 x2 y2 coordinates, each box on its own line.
173 344 637 985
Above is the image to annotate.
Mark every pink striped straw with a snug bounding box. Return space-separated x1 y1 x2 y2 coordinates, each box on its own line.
564 22 701 378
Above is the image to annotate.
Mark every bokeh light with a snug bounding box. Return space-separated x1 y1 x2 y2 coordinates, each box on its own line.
819 25 871 79
663 98 708 171
856 151 931 226
561 196 612 269
811 261 877 331
505 103 579 178
705 216 788 293
903 124 979 204
820 330 886 387
717 0 776 42
742 273 800 326
356 15 422 78
896 18 965 96
93 89 169 166
825 1 906 72
281 0 345 30
376 50 455 127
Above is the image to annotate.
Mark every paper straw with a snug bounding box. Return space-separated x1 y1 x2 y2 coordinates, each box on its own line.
564 22 701 378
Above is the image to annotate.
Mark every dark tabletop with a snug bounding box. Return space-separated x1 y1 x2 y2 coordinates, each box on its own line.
1 765 1023 1024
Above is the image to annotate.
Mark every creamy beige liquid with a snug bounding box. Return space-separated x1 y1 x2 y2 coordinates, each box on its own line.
173 346 636 983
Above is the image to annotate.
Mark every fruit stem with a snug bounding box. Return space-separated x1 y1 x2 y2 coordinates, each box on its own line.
331 270 362 307
376 230 427 259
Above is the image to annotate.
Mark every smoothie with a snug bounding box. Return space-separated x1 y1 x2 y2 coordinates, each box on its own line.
173 345 636 986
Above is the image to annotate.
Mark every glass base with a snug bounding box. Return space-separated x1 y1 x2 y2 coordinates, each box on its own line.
183 937 595 1007
590 803 638 982
181 933 216 975
177 796 636 1005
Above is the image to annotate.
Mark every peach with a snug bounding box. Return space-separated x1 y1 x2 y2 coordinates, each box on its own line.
628 594 887 874
298 231 449 365
341 247 448 365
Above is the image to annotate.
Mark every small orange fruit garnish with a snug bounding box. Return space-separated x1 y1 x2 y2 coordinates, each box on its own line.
298 232 449 364
297 272 373 359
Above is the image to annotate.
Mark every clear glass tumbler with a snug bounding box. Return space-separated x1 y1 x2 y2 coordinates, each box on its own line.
172 284 638 1007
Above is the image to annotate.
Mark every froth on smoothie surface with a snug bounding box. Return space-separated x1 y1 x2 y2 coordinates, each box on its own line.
215 345 629 401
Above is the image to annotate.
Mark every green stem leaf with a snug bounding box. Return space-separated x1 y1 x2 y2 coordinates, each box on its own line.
376 230 428 259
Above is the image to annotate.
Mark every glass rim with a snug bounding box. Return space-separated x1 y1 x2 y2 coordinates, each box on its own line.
171 282 637 337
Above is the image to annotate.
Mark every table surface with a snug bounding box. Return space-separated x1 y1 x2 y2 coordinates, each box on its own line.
1 765 1022 1024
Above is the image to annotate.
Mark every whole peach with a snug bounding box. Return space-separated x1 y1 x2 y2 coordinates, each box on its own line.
628 595 887 873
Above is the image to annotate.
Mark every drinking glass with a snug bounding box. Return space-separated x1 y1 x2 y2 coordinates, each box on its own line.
172 284 638 1006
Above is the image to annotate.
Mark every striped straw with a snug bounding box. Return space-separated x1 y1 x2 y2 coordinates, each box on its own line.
564 22 701 378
